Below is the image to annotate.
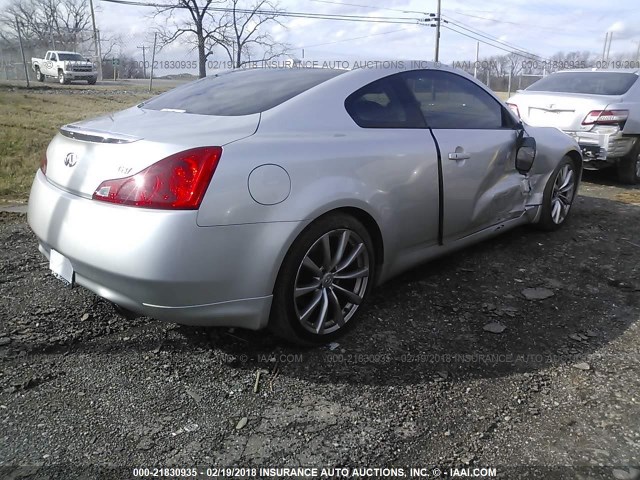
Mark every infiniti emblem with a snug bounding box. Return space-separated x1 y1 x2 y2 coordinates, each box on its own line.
64 153 78 167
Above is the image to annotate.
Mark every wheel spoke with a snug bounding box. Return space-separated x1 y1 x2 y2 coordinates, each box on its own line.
335 242 363 273
335 266 369 280
302 256 322 277
332 283 363 305
328 289 345 327
300 290 323 321
321 235 332 270
313 289 329 334
295 281 320 298
558 169 574 192
551 199 562 223
330 230 349 269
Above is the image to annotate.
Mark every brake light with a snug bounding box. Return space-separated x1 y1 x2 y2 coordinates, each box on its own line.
40 152 47 175
92 146 222 209
582 109 628 126
506 102 520 118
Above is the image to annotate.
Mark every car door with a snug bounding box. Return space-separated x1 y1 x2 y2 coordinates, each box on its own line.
44 52 57 76
400 69 527 242
344 75 441 251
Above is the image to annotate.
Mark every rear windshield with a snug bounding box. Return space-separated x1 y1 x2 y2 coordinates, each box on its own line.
58 53 86 61
141 68 345 116
526 72 638 95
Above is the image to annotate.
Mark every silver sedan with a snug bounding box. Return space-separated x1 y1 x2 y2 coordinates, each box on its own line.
28 64 582 344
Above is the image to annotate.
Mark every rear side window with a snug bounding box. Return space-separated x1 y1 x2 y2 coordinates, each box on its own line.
526 72 638 95
345 77 425 128
142 68 345 116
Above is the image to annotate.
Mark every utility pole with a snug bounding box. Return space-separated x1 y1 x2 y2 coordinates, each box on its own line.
16 19 30 87
137 45 147 78
433 0 441 63
601 31 609 60
606 32 613 61
149 33 157 93
474 41 479 78
635 41 640 62
88 0 101 81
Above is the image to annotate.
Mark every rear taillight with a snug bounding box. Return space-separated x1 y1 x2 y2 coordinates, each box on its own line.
582 109 628 126
506 102 520 118
92 146 222 209
40 152 47 175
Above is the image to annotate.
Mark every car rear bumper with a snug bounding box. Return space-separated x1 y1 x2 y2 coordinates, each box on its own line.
566 130 637 168
27 171 303 329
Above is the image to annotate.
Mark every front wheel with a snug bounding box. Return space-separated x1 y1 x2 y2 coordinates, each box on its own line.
58 71 69 84
535 156 578 231
616 138 640 185
87 76 97 85
270 213 375 345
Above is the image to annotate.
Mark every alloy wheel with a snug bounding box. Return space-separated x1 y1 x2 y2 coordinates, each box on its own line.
293 228 370 335
550 163 576 224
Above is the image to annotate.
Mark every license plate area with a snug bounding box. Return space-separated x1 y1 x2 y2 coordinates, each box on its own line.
49 249 74 287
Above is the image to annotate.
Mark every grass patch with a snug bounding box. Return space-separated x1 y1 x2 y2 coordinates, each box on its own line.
0 87 155 201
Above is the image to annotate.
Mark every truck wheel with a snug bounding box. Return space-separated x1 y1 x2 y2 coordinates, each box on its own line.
617 138 640 185
35 67 44 82
87 76 97 85
58 71 69 85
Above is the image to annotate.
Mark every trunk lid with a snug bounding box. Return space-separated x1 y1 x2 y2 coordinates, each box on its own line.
510 91 622 132
44 107 259 198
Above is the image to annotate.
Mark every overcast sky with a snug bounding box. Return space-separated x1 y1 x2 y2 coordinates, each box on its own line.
25 0 640 65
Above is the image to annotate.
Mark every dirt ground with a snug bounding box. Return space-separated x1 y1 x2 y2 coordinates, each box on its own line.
0 171 639 480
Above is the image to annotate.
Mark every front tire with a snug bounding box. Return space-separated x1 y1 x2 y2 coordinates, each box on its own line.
58 71 69 85
617 138 640 185
535 156 578 231
87 76 97 85
270 213 375 345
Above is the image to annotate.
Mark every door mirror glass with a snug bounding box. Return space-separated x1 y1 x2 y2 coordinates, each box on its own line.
516 137 536 173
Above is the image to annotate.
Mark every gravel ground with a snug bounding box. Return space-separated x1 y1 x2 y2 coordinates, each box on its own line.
0 173 639 480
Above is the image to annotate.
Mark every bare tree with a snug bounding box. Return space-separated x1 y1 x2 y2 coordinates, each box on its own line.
154 0 230 78
0 0 91 49
217 0 288 68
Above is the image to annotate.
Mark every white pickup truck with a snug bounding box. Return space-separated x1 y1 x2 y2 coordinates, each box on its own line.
32 51 98 85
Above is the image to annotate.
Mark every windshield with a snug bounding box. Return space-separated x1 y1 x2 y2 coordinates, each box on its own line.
526 72 638 95
141 68 345 116
58 53 87 61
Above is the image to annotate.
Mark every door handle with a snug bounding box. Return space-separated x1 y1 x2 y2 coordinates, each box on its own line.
448 152 471 160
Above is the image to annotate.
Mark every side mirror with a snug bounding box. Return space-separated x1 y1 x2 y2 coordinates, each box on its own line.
516 136 536 174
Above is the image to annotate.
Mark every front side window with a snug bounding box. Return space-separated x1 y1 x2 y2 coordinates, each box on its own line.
401 70 507 129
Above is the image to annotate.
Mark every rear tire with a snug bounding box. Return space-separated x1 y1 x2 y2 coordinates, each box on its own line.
535 155 578 231
616 138 640 185
270 213 375 345
35 67 44 82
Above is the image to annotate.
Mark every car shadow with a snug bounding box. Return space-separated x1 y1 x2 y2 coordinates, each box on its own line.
168 193 640 385
8 194 640 387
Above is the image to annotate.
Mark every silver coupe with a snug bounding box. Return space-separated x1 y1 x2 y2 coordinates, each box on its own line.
28 64 582 344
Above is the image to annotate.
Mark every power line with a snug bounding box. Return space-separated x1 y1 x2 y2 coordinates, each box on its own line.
442 15 545 60
300 28 408 49
306 0 429 16
442 24 543 62
99 0 425 25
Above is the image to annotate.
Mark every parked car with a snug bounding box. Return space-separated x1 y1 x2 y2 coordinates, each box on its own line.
28 65 582 344
32 50 97 85
507 69 640 184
